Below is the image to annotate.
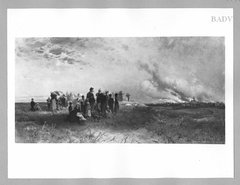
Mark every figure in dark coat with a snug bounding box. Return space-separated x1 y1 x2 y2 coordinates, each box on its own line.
101 93 107 114
86 87 95 111
30 98 36 111
114 93 119 114
108 94 114 113
68 103 81 123
68 102 73 113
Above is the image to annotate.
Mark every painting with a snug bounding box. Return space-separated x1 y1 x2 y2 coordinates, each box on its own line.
15 37 225 144
8 9 233 178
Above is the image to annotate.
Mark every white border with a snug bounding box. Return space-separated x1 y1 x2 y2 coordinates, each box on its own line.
8 9 233 178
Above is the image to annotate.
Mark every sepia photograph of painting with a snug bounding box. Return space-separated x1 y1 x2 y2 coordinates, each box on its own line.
15 37 225 144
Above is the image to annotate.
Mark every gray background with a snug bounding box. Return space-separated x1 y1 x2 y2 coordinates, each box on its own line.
0 0 239 184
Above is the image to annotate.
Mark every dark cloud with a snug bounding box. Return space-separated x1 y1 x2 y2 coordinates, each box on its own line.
24 38 48 48
49 47 65 55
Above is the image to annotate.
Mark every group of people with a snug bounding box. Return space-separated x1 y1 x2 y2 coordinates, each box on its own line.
30 87 128 123
66 87 120 123
47 91 67 111
88 87 120 114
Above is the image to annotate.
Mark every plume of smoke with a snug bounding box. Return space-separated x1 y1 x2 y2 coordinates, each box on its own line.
139 62 191 102
138 37 225 103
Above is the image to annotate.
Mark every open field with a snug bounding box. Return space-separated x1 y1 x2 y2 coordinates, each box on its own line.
15 102 225 144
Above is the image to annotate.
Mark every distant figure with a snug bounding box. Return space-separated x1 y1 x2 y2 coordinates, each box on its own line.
114 93 119 114
46 97 51 110
68 102 73 114
108 94 114 113
30 98 36 111
118 91 123 102
126 93 131 101
86 87 95 111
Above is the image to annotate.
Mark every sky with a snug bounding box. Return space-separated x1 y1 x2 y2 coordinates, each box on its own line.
15 37 225 103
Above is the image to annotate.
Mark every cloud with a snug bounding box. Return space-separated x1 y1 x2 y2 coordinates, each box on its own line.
15 37 225 103
49 46 65 55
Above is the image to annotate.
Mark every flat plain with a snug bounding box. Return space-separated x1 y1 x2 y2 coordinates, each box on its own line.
15 102 225 144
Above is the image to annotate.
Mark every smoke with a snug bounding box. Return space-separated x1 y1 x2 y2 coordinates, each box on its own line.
139 62 171 91
139 62 190 102
138 37 225 103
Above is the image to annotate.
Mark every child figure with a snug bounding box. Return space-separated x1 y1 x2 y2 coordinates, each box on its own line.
106 105 114 119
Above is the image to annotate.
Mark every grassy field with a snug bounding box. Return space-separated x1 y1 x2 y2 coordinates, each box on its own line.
15 102 225 144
